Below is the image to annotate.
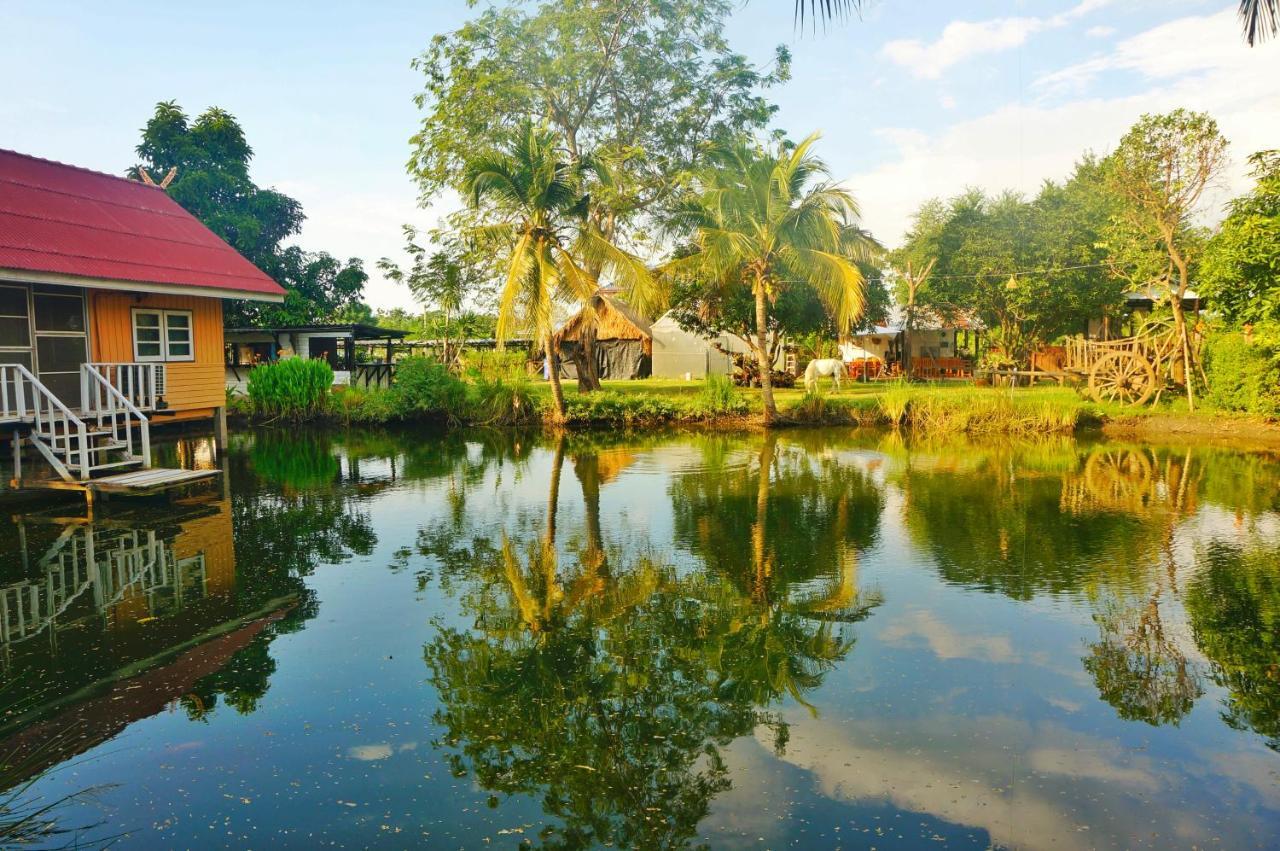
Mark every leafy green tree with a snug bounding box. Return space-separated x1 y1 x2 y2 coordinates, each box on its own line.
132 101 302 268
893 159 1122 365
462 123 655 421
1103 110 1228 410
1201 151 1280 325
411 0 787 232
131 101 367 326
666 134 871 422
236 247 369 327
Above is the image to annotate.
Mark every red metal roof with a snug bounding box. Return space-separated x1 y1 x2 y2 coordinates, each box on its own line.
0 148 286 299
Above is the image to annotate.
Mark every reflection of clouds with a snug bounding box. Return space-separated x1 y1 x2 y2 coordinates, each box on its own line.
1026 747 1157 792
700 738 791 849
880 608 1017 664
764 711 1262 851
347 742 417 761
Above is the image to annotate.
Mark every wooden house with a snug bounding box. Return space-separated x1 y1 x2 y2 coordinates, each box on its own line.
0 149 285 496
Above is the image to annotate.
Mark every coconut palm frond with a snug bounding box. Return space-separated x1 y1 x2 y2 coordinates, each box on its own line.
574 228 666 317
1241 0 1279 45
495 232 536 343
794 0 865 28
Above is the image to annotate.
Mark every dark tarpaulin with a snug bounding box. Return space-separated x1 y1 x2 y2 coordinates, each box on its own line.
558 340 651 379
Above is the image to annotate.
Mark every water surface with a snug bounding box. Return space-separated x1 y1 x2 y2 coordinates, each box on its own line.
2 427 1279 848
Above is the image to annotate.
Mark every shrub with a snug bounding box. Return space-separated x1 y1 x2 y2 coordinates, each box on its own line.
1205 326 1280 417
390 357 468 421
246 358 333 420
467 377 539 426
334 386 398 424
562 391 681 425
688 374 749 418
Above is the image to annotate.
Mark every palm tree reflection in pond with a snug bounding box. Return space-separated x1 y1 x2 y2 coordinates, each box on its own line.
424 435 882 847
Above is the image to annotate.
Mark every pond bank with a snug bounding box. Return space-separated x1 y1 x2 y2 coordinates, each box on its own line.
232 381 1280 446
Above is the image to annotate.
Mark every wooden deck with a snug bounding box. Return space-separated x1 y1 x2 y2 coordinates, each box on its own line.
10 468 221 500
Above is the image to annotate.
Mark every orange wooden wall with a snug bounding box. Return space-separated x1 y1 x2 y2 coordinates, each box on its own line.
90 292 225 417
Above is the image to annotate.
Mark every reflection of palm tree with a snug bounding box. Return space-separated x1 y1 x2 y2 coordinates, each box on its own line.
424 433 879 845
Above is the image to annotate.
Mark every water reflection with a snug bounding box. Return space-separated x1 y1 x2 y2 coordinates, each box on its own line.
0 427 1277 847
422 434 880 848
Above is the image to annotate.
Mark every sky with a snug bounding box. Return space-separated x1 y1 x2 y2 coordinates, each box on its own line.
3 1 1278 310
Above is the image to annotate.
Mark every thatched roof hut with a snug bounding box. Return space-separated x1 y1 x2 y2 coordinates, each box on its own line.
554 293 653 379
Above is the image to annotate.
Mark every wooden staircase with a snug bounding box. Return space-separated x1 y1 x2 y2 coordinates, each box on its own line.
3 363 219 502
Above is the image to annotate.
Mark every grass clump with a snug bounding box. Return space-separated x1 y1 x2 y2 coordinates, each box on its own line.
562 391 681 425
467 377 539 426
247 358 333 421
688 374 749 419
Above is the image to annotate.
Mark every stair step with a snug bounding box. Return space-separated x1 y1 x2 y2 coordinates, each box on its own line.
48 440 129 456
86 459 146 475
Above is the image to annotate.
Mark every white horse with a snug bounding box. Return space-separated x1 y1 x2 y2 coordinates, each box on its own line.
804 358 844 393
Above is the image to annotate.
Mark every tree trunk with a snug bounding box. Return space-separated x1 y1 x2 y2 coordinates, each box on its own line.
574 320 604 392
545 336 567 423
754 279 777 424
1171 299 1195 412
752 434 776 605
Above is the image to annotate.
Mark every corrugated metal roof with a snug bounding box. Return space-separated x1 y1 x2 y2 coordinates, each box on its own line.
0 148 286 299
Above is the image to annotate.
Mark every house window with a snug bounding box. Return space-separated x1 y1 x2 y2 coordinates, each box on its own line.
133 309 195 362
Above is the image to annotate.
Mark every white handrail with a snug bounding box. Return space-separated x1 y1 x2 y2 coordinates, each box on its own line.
86 362 161 411
1 362 90 478
82 364 151 469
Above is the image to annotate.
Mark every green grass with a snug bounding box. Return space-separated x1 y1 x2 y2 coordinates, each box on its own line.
237 370 1262 434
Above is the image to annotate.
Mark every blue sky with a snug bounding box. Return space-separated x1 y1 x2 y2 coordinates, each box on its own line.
4 1 1277 308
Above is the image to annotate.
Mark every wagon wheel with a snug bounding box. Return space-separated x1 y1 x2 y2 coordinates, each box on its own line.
1088 350 1157 406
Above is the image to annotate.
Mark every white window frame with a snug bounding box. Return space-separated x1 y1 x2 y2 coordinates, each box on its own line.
132 308 195 363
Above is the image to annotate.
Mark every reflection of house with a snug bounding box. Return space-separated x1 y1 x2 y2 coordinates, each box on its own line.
554 293 652 380
0 494 297 786
225 323 406 393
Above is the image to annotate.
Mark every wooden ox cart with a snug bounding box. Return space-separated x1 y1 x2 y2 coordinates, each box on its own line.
1062 318 1192 406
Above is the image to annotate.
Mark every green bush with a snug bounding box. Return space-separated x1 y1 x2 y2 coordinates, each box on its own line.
688 374 749 418
562 391 681 425
390 357 468 421
1205 326 1280 417
246 358 333 420
334 386 398 424
467 377 539 426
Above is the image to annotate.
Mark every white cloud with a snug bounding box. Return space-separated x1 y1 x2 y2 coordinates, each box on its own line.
1086 24 1116 38
882 17 1045 79
850 9 1280 246
880 0 1113 79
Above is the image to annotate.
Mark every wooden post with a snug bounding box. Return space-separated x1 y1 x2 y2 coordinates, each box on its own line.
213 406 228 451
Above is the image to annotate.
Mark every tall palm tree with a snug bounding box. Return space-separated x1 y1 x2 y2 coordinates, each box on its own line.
667 133 872 423
463 123 654 422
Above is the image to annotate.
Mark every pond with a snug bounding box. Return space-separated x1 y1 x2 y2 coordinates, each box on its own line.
1 427 1279 848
